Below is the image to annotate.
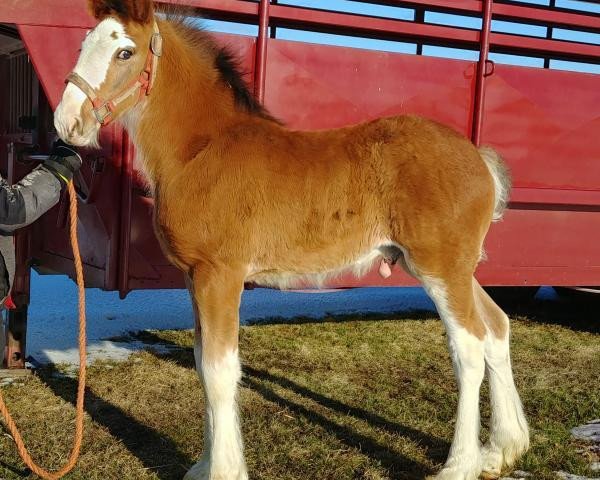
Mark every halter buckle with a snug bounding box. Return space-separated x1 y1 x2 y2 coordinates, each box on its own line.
93 101 115 125
151 32 163 57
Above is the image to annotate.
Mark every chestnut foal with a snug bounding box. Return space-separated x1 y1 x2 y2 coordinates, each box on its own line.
54 1 529 478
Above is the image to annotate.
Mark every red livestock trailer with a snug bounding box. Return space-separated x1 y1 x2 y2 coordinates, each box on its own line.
0 0 599 369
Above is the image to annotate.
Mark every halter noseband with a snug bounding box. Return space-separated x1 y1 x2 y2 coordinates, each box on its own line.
66 21 162 127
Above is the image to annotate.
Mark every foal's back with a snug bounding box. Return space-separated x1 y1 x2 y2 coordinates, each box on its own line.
166 113 494 281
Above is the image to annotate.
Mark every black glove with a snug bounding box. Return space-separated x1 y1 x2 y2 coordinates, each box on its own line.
44 139 83 185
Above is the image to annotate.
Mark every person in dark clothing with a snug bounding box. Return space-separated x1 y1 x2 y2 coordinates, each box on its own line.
0 140 82 307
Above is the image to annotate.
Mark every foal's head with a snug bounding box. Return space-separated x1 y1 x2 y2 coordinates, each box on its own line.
54 0 160 147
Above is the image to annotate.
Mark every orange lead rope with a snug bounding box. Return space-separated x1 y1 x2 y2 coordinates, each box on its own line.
0 181 86 479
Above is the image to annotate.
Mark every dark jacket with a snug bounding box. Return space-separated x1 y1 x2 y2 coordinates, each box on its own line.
0 166 62 305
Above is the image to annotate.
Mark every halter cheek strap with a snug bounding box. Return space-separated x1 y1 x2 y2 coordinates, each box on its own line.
66 21 162 127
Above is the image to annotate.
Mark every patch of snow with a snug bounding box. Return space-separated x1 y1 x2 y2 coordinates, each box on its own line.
555 471 595 480
572 420 600 443
19 272 437 366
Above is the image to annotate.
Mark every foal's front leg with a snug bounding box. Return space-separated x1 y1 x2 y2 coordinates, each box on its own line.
184 265 248 480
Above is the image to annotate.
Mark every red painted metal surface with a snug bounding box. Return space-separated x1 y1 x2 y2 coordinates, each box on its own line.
254 0 270 103
493 2 600 31
7 0 600 61
0 0 96 28
118 130 133 297
269 4 480 46
482 65 600 193
1 0 599 292
396 0 600 31
18 25 88 110
479 208 600 286
471 0 492 145
263 39 475 134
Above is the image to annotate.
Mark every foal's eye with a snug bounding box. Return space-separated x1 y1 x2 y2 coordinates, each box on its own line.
117 49 133 60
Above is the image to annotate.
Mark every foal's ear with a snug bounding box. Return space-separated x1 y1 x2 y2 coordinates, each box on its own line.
88 0 154 24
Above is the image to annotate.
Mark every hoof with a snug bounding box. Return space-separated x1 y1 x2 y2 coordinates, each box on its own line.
480 445 504 479
481 431 529 478
426 463 482 480
183 459 209 480
183 458 248 480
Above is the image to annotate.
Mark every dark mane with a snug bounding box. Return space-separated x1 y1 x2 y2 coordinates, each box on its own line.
160 10 280 123
214 48 275 120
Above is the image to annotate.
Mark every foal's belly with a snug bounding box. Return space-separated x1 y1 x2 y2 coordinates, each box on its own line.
246 241 404 290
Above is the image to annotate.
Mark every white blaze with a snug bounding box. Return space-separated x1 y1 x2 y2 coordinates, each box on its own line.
74 18 134 89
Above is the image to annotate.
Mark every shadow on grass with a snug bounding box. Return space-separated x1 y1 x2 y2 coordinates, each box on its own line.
244 375 432 479
0 460 29 478
243 365 449 456
37 367 192 480
244 366 450 478
140 333 445 478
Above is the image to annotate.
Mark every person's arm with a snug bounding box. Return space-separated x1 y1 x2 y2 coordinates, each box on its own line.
0 141 82 233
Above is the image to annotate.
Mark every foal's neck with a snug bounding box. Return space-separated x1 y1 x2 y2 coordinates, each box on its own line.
123 20 240 190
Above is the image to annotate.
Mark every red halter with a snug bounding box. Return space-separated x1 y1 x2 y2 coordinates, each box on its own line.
66 22 162 127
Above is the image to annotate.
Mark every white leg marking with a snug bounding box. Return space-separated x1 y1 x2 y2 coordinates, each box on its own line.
422 277 484 480
481 327 529 477
185 343 247 480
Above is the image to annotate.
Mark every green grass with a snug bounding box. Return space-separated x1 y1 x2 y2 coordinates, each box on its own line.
0 311 598 479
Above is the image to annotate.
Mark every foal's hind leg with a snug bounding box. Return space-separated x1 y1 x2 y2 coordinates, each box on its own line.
184 265 248 480
474 283 529 478
410 256 486 480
